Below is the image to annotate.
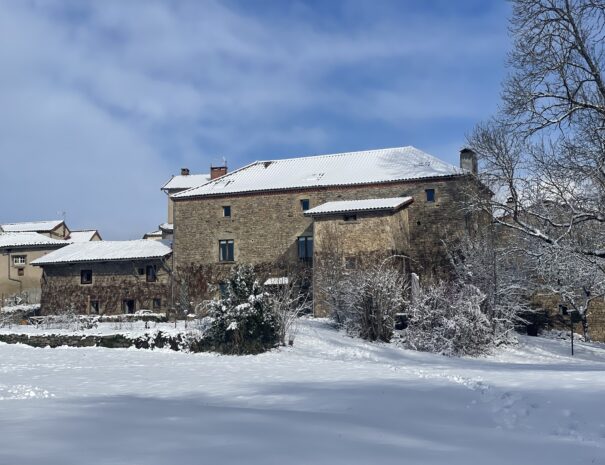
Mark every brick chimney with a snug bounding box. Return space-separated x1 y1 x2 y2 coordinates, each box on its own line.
459 148 478 175
210 165 228 180
181 168 190 176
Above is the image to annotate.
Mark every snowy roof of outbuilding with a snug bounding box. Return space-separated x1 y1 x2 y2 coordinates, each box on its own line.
159 223 174 232
172 146 464 199
162 174 211 191
143 230 163 239
68 230 101 242
0 232 69 249
1 220 64 233
31 240 172 265
304 197 414 216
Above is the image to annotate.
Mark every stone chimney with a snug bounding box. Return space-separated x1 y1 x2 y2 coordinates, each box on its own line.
181 168 190 176
460 148 478 175
210 165 228 180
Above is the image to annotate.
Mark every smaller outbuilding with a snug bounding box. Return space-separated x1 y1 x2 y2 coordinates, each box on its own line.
32 240 173 315
304 197 413 316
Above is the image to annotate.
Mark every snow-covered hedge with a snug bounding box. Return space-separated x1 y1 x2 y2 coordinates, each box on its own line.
403 282 493 357
205 265 280 354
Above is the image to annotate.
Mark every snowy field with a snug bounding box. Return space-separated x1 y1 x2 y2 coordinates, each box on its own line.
0 319 604 465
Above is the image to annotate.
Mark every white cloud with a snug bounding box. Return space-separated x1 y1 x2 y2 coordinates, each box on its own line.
0 0 508 238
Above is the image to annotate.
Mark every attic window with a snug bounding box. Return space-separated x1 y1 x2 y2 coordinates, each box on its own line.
81 270 93 285
300 199 310 211
146 265 157 282
223 206 231 217
425 189 436 202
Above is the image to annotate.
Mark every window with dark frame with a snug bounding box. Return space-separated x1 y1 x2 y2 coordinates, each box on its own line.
80 269 93 285
297 236 313 261
146 265 157 282
223 206 231 217
153 298 161 310
219 282 228 298
425 188 436 202
137 267 145 276
300 199 310 211
219 240 235 262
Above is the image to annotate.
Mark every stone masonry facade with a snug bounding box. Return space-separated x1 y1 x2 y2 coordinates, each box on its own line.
172 175 483 301
40 259 171 315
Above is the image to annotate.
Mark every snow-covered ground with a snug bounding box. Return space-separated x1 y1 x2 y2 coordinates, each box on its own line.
0 318 604 465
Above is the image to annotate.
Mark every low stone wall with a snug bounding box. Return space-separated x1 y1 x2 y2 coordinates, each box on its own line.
0 331 208 352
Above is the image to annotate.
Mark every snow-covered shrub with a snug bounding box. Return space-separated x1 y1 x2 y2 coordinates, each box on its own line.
334 265 406 342
266 276 310 346
404 282 493 356
206 265 279 355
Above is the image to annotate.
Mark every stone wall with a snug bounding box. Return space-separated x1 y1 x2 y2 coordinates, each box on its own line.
40 259 171 315
173 175 482 280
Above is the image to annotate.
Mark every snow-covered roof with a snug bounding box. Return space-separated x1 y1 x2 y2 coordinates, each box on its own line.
159 223 174 232
143 230 163 239
0 232 69 249
31 240 172 265
173 146 464 199
1 220 64 233
304 197 414 216
68 230 100 242
162 174 211 191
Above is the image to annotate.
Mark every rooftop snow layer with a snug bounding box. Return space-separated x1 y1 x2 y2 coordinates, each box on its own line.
162 173 211 191
68 230 100 242
0 232 69 249
1 220 64 233
304 197 414 216
172 146 464 199
31 240 172 265
159 223 174 232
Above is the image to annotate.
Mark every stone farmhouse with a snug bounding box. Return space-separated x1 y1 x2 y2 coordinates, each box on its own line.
0 220 101 303
170 146 484 315
32 240 172 315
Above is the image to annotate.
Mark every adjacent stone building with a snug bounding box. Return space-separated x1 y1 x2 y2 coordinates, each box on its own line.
0 232 68 301
170 146 484 313
0 221 102 304
32 240 172 315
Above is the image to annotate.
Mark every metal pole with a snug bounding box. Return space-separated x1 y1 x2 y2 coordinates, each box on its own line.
571 318 574 356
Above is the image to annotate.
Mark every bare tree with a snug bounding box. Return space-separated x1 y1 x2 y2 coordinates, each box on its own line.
465 0 605 338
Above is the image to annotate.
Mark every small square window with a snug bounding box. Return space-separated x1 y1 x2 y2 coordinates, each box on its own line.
137 268 145 276
425 189 436 202
81 270 93 285
300 199 310 211
223 206 231 217
146 265 157 282
343 214 357 222
219 240 234 262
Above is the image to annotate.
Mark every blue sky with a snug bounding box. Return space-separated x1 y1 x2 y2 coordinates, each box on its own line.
0 0 510 239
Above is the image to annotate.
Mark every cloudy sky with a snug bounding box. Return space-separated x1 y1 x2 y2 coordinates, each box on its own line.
0 0 510 239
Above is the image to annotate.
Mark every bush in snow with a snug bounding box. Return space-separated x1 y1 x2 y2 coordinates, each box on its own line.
206 265 279 355
403 282 493 357
330 264 406 342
